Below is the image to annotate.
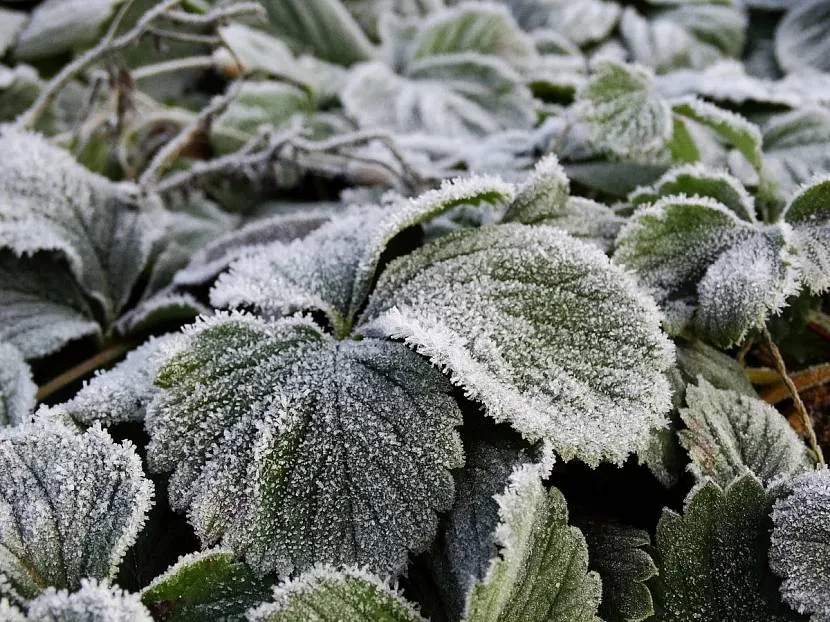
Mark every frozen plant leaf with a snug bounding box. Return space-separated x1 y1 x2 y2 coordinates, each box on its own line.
141 549 271 622
0 252 100 360
61 334 182 427
0 421 152 605
678 378 813 488
24 579 152 622
629 164 757 223
673 338 756 398
578 60 673 160
146 314 463 575
505 0 620 47
212 176 515 335
781 176 830 294
113 291 206 337
770 469 830 621
775 0 830 74
361 223 674 465
652 474 798 621
582 522 656 622
248 566 425 622
462 460 602 621
614 195 797 346
0 10 26 57
0 342 36 427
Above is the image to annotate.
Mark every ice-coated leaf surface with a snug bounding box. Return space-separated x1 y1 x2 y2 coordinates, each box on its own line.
762 108 830 200
146 314 463 576
770 468 830 622
652 474 797 621
0 127 158 324
212 176 516 335
673 338 756 398
361 223 674 465
0 421 152 605
23 579 152 622
0 342 36 427
775 0 830 74
248 566 425 622
781 176 830 294
141 549 271 622
61 334 182 427
614 194 797 345
577 60 673 160
506 0 620 46
678 378 812 488
462 459 602 622
582 522 656 622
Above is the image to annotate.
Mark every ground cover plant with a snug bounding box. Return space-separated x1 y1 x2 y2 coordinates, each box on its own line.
1 0 830 620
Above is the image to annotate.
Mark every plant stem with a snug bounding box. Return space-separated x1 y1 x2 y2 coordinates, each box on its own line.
36 341 135 403
131 55 217 81
761 363 830 404
807 309 830 340
761 325 825 466
746 367 781 385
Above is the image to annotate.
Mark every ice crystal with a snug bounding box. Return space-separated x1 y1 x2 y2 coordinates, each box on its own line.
0 342 36 427
145 314 463 576
361 223 674 465
23 579 152 622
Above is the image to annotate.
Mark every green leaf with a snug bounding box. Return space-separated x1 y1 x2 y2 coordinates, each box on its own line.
146 314 463 575
25 579 153 622
673 338 756 398
0 342 36 427
668 116 701 164
582 522 656 622
614 195 797 346
361 223 674 465
141 549 272 622
248 566 425 622
781 175 830 294
770 468 830 621
462 460 602 622
259 0 375 65
0 420 152 605
0 10 26 57
211 176 516 336
652 474 799 621
678 378 813 488
578 60 673 160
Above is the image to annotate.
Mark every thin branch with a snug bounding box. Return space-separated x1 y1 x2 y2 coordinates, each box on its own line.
761 325 825 466
163 2 265 25
16 0 186 129
746 367 781 385
761 363 830 404
737 334 755 366
131 55 217 81
146 26 222 44
36 340 136 403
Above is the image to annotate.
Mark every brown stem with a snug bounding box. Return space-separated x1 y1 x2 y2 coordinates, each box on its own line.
746 367 781 385
36 341 136 403
762 325 825 466
761 363 830 404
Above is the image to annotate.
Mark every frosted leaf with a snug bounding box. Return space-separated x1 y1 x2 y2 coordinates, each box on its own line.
24 580 152 622
341 56 535 138
216 23 297 80
0 342 36 427
462 460 602 621
0 599 25 622
113 291 206 337
0 421 152 604
0 127 159 324
563 161 669 198
248 566 425 622
614 195 797 345
582 522 656 622
360 223 674 465
775 0 830 74
62 334 182 427
652 474 797 621
654 3 747 60
577 60 673 160
13 0 123 61
504 0 620 47
770 469 830 621
678 378 813 488
762 108 830 201
0 252 100 360
781 176 830 294
0 10 26 57
258 0 375 66
673 338 756 398
141 549 271 621
0 66 41 124
146 314 463 575
212 176 515 335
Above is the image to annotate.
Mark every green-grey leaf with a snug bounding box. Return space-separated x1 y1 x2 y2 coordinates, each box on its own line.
24 580 152 622
0 10 26 57
652 474 799 621
462 461 602 622
360 223 674 466
678 378 813 488
775 0 830 74
248 566 425 622
582 522 656 622
762 107 830 200
577 60 673 160
141 549 271 622
781 175 830 294
0 421 152 605
0 342 35 427
673 338 756 398
770 468 830 621
146 314 463 575
211 176 516 335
